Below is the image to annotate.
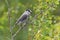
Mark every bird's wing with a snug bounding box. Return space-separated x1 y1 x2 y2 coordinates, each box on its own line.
15 14 28 24
19 15 28 21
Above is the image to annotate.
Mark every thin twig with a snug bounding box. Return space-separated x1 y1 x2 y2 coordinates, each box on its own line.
5 0 13 40
5 0 10 7
12 23 26 37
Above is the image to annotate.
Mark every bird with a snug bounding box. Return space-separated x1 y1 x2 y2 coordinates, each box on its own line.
15 9 32 25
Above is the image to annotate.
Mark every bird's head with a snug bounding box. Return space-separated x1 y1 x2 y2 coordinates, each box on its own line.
26 9 32 13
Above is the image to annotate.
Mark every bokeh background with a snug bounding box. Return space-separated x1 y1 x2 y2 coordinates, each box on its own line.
0 0 60 40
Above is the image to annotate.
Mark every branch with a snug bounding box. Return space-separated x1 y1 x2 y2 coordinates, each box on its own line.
5 0 13 40
12 23 26 37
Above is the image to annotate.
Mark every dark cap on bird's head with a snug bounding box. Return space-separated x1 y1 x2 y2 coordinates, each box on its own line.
26 9 32 13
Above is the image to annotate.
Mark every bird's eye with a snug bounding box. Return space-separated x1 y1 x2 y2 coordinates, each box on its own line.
26 9 32 13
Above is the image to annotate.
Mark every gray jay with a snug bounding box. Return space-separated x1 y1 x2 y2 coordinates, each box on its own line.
15 9 32 25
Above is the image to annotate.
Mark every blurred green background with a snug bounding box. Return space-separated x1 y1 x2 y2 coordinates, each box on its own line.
0 0 60 40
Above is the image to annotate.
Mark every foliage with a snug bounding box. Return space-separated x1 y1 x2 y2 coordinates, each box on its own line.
0 0 60 40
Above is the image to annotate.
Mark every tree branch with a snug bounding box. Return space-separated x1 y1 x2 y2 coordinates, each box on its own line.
5 0 13 40
12 23 26 38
